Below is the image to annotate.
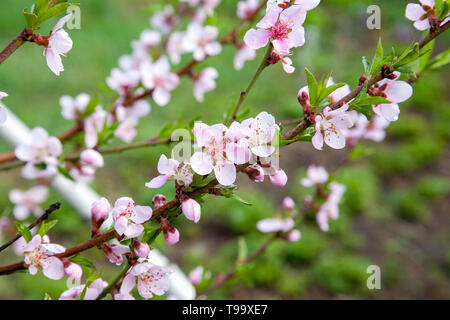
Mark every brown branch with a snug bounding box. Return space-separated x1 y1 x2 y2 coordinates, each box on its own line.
0 202 61 254
0 28 28 65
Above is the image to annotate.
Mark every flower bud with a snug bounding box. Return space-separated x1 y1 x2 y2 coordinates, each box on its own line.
91 197 111 230
188 266 204 286
181 197 201 223
286 229 301 242
164 226 180 246
132 240 150 258
80 149 104 168
63 260 83 281
152 194 167 209
282 197 295 210
244 164 265 182
269 168 288 187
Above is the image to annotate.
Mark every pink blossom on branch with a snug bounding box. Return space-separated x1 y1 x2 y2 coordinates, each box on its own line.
112 197 152 238
59 278 108 300
257 217 294 232
405 0 450 31
120 262 172 299
15 127 63 179
59 93 90 120
183 23 222 61
194 67 219 102
9 185 49 220
145 154 193 189
23 235 66 280
244 2 306 56
316 182 346 232
234 44 256 70
181 197 202 223
300 165 329 187
43 14 73 76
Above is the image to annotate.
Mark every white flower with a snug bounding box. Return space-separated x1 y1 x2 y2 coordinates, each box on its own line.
44 14 73 76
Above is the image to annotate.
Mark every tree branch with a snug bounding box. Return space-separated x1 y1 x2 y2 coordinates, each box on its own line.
0 202 61 254
0 28 28 65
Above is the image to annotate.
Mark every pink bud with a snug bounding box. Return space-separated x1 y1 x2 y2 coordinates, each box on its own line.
164 226 180 246
282 197 295 210
286 229 301 242
63 261 83 281
188 266 204 285
132 240 150 258
269 168 288 187
181 197 201 223
91 197 110 228
152 194 167 209
80 149 104 168
245 164 265 182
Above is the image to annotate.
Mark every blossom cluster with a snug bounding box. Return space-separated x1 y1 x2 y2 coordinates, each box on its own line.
244 0 320 73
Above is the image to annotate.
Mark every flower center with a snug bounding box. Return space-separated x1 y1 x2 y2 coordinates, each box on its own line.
270 23 290 39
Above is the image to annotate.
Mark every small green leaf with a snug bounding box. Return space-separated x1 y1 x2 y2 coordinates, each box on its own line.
14 221 32 242
425 48 450 70
369 38 384 76
362 56 371 75
38 220 58 237
33 0 50 16
58 165 74 181
36 3 79 25
304 68 319 106
232 193 252 206
23 8 38 30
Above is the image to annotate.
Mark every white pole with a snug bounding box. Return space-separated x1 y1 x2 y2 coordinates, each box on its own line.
0 103 195 299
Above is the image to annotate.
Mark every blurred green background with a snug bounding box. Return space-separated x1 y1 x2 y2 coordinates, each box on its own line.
0 0 449 299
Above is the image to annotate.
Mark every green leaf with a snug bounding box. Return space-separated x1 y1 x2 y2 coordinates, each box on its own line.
439 1 449 20
58 165 74 181
33 0 50 16
14 221 32 242
23 8 38 30
36 3 79 25
232 193 252 206
304 68 319 106
297 126 316 142
318 83 346 104
350 95 391 108
419 40 435 72
425 48 450 70
362 56 371 75
38 219 58 237
44 293 53 300
369 38 384 76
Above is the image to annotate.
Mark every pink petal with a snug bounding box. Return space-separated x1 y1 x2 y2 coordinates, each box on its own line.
214 162 236 186
405 4 426 21
42 257 64 280
324 128 346 149
384 81 413 103
124 223 144 238
244 29 271 50
120 273 136 294
157 154 179 175
145 175 170 189
190 151 213 175
132 205 152 224
45 48 64 76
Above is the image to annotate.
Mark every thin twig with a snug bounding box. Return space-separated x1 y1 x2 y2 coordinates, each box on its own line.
0 202 61 253
0 28 28 65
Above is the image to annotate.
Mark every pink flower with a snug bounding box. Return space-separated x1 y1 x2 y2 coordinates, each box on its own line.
132 240 150 258
59 278 108 300
106 68 140 96
194 67 219 102
152 194 167 209
91 197 111 228
257 217 294 232
286 229 301 242
292 0 321 11
188 266 204 285
0 91 8 124
181 197 202 223
234 44 256 70
141 56 179 106
312 105 354 150
114 98 151 143
63 260 83 281
9 186 48 220
99 239 131 265
120 262 171 299
282 197 295 210
190 123 237 186
244 164 265 182
405 0 449 31
112 197 152 238
244 3 306 55
246 111 279 157
343 112 389 144
114 293 136 300
44 14 73 76
166 31 186 64
145 155 193 189
164 226 180 246
301 165 329 187
23 235 65 280
151 5 179 35
15 127 62 179
183 23 222 61
370 73 413 122
59 93 90 120
237 0 259 19
316 182 346 232
84 107 112 148
81 149 104 168
131 30 161 54
268 167 288 187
